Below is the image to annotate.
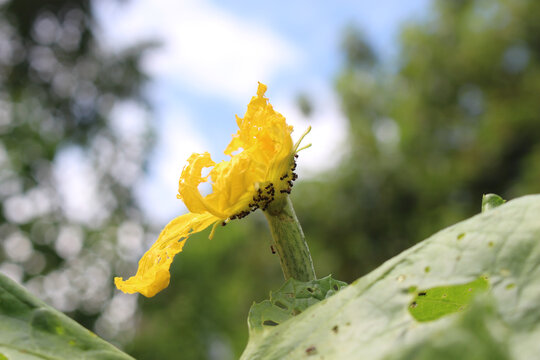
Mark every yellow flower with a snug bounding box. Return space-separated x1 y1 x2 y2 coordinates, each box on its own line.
115 83 310 297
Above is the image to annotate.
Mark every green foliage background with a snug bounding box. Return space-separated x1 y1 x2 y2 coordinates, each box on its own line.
1 0 540 359
299 0 540 286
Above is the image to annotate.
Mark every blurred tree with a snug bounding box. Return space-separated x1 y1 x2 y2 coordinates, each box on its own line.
297 0 540 283
0 0 152 343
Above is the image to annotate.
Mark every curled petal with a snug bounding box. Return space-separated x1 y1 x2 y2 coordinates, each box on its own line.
209 154 258 213
177 152 225 217
114 212 218 297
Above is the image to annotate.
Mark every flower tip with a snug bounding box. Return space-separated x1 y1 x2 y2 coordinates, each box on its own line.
114 273 171 298
257 82 268 97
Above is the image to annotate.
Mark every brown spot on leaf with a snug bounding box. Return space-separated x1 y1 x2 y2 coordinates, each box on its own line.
306 346 317 356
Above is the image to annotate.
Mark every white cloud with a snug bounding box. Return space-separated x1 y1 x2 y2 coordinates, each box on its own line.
95 0 302 102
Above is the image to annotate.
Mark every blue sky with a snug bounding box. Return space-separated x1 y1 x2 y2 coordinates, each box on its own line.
95 0 432 224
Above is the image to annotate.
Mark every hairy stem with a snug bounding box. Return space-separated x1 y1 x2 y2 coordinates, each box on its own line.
264 196 316 281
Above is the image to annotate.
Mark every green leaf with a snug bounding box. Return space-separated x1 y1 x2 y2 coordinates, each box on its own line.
241 195 540 359
482 193 506 212
0 274 134 360
408 275 489 322
248 276 347 335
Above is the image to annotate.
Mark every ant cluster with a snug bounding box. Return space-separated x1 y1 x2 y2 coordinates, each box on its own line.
221 154 300 226
279 154 299 194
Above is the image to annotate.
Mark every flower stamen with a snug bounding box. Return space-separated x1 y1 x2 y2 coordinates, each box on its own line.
209 221 220 240
293 125 312 153
296 143 312 153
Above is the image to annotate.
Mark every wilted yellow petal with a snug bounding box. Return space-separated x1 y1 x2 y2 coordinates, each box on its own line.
114 212 218 297
115 82 309 297
177 152 226 217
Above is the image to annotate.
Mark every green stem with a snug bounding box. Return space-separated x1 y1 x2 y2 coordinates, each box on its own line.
264 196 316 281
